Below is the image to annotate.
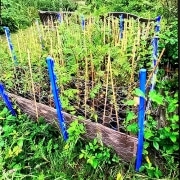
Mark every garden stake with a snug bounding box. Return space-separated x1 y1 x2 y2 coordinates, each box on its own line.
0 83 16 116
135 68 146 171
146 16 161 111
103 16 106 44
127 40 138 99
88 17 95 109
85 55 88 119
146 48 165 88
27 49 39 121
150 16 161 91
119 14 124 39
113 17 119 46
137 22 141 46
144 21 151 40
102 17 111 123
3 26 18 65
103 55 110 124
123 19 128 51
46 56 68 141
115 17 119 45
50 35 53 57
16 34 23 63
109 58 119 131
111 16 115 45
81 15 85 31
35 19 44 50
57 13 62 24
55 25 65 93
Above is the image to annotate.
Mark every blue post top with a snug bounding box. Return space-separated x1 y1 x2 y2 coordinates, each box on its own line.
119 14 124 29
3 26 10 34
3 26 18 65
119 14 124 39
81 15 85 30
57 13 62 23
139 69 147 91
0 83 16 116
155 16 161 33
3 26 13 51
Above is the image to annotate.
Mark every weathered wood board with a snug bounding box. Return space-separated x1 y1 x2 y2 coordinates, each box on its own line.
8 93 138 162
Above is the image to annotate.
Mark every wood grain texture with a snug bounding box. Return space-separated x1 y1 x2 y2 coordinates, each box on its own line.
9 93 138 162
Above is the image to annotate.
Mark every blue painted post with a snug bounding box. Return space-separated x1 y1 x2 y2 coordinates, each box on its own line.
135 69 146 171
150 16 161 91
46 56 68 141
0 83 16 116
3 27 18 65
57 13 62 24
81 15 85 31
146 16 161 111
119 14 124 39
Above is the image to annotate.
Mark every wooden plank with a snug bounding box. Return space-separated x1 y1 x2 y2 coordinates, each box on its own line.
8 93 138 162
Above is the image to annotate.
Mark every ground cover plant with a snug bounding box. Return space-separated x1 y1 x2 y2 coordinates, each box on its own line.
0 100 120 179
0 100 179 179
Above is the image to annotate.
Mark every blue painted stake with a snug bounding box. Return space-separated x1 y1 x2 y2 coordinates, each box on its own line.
46 56 68 141
3 27 18 65
0 83 16 116
150 16 161 91
146 16 161 111
135 69 146 171
119 14 124 39
57 13 62 24
81 15 85 30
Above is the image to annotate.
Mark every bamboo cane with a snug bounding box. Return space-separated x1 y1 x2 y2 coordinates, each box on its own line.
27 49 39 121
146 48 165 87
109 55 119 131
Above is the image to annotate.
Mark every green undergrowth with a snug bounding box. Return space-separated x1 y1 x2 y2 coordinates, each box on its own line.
0 100 179 179
0 100 129 179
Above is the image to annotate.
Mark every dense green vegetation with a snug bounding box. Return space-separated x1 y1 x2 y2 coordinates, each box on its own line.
0 0 178 179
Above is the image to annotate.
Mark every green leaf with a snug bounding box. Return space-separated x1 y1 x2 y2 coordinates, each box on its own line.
168 104 177 113
173 144 179 151
79 154 84 159
153 141 159 150
144 141 149 148
17 139 24 147
134 88 145 98
148 91 164 105
170 135 177 143
126 111 137 122
0 141 4 147
125 100 135 106
92 159 98 169
144 131 154 139
127 123 138 134
172 114 179 122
